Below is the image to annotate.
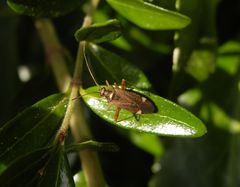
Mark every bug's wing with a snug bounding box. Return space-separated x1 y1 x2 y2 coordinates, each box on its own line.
110 99 140 113
114 89 155 113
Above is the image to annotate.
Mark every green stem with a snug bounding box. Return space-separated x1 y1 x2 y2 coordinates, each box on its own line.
60 0 100 135
35 0 105 186
35 19 71 92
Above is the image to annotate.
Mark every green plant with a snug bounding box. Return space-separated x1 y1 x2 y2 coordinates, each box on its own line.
1 0 239 186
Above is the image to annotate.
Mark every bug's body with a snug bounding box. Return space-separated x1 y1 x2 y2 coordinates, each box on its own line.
100 79 155 121
83 44 155 121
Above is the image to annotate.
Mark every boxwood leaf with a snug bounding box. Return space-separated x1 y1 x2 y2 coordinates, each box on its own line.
74 19 122 43
106 0 191 30
0 93 68 170
86 43 152 89
7 0 82 17
80 87 207 137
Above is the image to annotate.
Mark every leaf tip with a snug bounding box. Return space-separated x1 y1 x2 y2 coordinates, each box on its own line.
193 122 207 138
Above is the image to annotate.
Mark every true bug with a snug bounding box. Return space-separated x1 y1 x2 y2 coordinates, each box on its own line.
83 44 155 121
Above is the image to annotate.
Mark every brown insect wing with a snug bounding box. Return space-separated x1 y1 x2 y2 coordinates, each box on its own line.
139 99 155 113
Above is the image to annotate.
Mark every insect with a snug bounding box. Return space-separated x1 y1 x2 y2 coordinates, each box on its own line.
83 45 155 121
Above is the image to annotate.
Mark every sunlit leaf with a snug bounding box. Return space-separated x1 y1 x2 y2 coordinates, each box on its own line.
107 0 191 30
80 87 207 137
75 19 122 43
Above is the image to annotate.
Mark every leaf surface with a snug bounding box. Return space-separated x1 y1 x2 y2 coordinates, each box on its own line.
81 87 207 137
37 146 74 187
86 43 151 89
107 0 191 30
7 0 82 17
0 147 52 186
0 93 68 171
75 19 122 43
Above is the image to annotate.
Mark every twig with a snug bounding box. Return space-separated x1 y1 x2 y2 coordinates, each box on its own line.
35 0 105 186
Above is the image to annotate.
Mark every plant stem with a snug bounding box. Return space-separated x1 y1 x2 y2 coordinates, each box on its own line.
60 0 100 135
35 19 71 92
35 0 105 186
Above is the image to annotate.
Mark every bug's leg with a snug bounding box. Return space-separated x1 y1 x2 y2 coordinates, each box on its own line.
114 107 121 121
121 79 126 90
133 113 141 121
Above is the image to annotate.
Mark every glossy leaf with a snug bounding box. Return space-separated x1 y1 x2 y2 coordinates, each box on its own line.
37 145 74 187
80 87 207 137
0 145 74 187
0 93 68 170
7 0 82 17
0 147 52 186
74 19 122 43
86 43 151 89
65 140 119 153
106 0 191 30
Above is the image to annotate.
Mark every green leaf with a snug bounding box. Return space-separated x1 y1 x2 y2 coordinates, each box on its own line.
80 87 207 137
0 147 52 186
0 93 68 170
217 41 240 75
7 0 82 17
106 0 191 30
65 140 119 153
129 132 164 158
37 145 74 187
86 43 152 89
0 146 74 187
74 19 122 43
74 171 87 187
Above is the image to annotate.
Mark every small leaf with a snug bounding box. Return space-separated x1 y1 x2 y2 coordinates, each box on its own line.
74 19 122 43
107 0 191 30
86 43 151 89
65 140 119 153
0 93 68 169
80 87 207 137
7 0 82 17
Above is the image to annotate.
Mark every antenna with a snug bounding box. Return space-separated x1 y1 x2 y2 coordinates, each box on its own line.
83 44 100 87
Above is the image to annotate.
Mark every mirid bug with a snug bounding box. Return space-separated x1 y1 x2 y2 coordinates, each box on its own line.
83 44 155 121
